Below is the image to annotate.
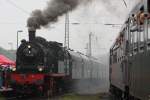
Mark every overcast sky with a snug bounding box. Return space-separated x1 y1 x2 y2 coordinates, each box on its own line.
0 0 140 56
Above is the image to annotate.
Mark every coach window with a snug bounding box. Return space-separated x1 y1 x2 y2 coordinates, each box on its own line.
110 50 113 65
130 32 133 44
133 32 138 43
148 17 150 40
148 0 150 39
139 27 144 52
124 28 126 40
131 15 139 44
113 51 117 63
110 55 112 65
138 9 144 43
125 27 129 41
130 32 134 53
130 16 137 45
139 29 144 42
134 31 138 45
145 1 150 50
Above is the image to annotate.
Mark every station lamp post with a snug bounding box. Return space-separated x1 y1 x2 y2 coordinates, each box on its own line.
17 30 23 49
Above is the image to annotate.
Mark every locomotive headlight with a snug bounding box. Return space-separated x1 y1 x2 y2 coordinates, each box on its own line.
28 45 31 48
12 67 16 71
38 66 44 72
38 68 43 72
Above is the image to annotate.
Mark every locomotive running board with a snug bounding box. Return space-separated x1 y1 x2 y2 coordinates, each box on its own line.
48 73 67 77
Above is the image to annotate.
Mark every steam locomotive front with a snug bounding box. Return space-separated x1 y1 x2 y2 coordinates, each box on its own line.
16 41 45 72
15 28 45 73
10 28 47 94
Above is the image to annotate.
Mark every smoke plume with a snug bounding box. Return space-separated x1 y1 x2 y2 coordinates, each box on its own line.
27 0 91 29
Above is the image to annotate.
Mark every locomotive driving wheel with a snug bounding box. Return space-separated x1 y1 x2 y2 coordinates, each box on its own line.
49 77 54 97
44 76 52 97
47 89 52 98
44 77 56 98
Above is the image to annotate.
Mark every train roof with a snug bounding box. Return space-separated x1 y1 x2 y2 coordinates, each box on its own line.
130 2 143 14
110 2 143 50
68 50 101 63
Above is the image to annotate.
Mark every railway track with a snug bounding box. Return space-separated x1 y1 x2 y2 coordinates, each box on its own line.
2 91 116 100
5 94 62 100
5 94 45 100
3 91 63 100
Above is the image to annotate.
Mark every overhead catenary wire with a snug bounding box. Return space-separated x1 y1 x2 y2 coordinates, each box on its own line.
5 0 29 15
122 0 127 8
0 22 25 24
0 21 123 25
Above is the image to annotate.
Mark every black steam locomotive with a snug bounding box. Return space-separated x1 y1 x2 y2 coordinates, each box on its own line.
10 28 102 96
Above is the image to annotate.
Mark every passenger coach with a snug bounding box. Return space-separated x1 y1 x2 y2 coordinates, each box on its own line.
110 0 150 100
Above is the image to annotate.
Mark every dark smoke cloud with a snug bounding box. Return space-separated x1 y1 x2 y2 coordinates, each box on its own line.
27 0 91 29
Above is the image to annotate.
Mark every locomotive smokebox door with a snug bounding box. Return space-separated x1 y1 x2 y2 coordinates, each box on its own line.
28 27 36 41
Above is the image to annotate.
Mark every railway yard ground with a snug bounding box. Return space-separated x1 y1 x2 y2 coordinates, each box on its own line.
58 93 110 100
0 92 112 100
0 84 111 100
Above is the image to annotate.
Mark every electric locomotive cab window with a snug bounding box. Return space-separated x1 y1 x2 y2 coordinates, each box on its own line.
148 4 150 41
113 50 117 63
110 50 113 65
147 24 150 50
145 1 150 50
130 7 146 53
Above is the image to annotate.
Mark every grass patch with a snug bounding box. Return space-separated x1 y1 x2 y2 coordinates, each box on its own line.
0 94 6 100
0 97 5 100
61 93 100 100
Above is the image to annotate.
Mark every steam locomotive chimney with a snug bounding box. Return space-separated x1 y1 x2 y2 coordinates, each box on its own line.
28 27 36 41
